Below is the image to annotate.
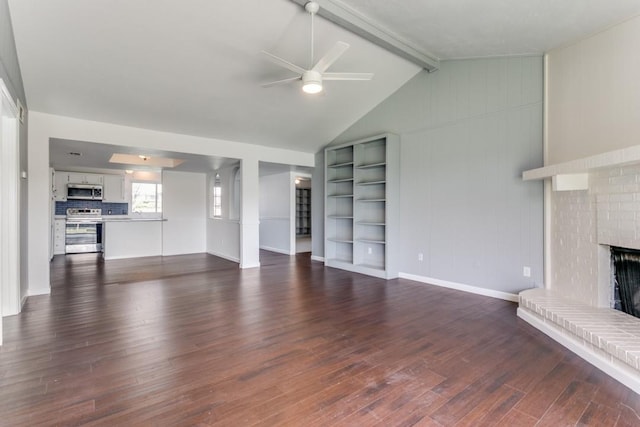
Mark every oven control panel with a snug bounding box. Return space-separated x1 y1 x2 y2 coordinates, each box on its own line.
66 208 102 218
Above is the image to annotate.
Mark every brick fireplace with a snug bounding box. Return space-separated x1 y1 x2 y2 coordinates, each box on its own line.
518 162 640 394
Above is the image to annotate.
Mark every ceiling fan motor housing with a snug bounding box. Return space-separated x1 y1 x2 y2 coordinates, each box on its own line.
302 70 323 93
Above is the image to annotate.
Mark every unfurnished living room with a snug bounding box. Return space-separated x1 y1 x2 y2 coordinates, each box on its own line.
3 0 640 425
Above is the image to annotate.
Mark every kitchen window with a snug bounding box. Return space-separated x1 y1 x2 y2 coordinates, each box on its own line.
132 182 162 213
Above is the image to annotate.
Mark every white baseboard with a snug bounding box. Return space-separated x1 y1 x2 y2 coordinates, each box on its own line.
517 307 640 395
240 262 260 269
259 246 293 256
103 254 162 261
206 250 240 263
27 287 51 297
398 272 519 302
311 255 325 262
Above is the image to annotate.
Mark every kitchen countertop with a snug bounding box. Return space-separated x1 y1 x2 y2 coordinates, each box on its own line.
58 215 166 222
102 217 167 222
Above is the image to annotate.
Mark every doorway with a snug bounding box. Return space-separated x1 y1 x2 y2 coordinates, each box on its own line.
295 175 311 253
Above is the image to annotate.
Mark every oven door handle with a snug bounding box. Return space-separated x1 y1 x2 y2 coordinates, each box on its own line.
66 220 101 225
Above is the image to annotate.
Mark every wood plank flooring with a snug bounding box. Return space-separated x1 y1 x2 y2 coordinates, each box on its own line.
1 251 639 425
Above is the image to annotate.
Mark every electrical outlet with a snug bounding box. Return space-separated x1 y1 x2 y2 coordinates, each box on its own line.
418 253 424 262
367 247 372 255
523 266 531 277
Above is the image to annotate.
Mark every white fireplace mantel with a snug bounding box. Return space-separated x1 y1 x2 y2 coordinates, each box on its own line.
523 144 640 182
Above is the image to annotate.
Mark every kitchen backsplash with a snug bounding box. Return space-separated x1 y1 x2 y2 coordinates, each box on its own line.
55 201 128 215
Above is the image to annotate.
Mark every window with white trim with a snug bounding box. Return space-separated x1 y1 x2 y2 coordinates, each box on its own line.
132 182 162 213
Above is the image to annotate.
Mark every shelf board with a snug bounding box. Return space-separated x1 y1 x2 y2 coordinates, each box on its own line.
328 161 354 168
328 177 354 183
328 194 354 198
357 162 386 169
357 222 385 226
357 180 386 186
328 215 354 219
357 198 386 202
327 238 354 244
356 239 386 244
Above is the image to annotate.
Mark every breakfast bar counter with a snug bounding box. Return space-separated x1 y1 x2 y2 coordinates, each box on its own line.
102 218 166 260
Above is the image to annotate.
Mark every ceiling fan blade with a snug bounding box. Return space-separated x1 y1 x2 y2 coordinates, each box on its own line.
323 72 374 81
312 41 350 73
261 76 301 88
261 51 306 75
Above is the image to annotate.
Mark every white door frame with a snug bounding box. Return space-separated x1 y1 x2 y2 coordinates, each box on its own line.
0 78 21 346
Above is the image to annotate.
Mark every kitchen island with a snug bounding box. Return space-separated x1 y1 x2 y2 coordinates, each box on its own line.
102 217 167 260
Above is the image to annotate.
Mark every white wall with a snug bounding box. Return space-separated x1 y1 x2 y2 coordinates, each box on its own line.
328 57 544 295
311 151 325 260
0 0 28 304
27 112 313 295
162 170 206 256
239 157 260 268
206 165 241 262
207 219 240 262
259 170 294 255
547 15 640 164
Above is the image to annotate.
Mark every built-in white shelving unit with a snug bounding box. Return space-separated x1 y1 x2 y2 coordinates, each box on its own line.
324 133 399 279
296 188 311 236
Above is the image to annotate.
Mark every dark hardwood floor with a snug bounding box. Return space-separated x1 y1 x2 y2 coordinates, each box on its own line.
1 251 639 425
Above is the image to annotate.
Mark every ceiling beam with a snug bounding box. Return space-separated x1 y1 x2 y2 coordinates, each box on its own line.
291 0 439 71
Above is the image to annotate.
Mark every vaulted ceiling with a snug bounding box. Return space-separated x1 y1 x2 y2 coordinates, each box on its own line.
9 0 640 155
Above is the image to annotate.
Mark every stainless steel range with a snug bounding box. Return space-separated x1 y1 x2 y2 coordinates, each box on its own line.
65 208 103 253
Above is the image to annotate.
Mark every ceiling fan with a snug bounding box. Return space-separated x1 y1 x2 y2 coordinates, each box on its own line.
261 1 373 94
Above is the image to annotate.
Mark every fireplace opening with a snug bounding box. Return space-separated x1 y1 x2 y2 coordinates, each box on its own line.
611 246 640 318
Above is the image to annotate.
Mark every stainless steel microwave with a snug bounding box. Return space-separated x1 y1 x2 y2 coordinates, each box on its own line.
67 184 103 200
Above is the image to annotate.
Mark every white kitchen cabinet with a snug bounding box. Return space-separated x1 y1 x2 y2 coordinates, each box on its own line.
102 174 127 203
53 219 66 255
67 172 103 185
53 171 68 201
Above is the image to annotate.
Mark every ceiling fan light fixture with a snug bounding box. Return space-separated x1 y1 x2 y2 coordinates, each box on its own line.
302 70 323 94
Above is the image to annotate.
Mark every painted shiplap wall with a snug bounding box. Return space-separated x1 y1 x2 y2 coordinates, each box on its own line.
327 57 544 294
